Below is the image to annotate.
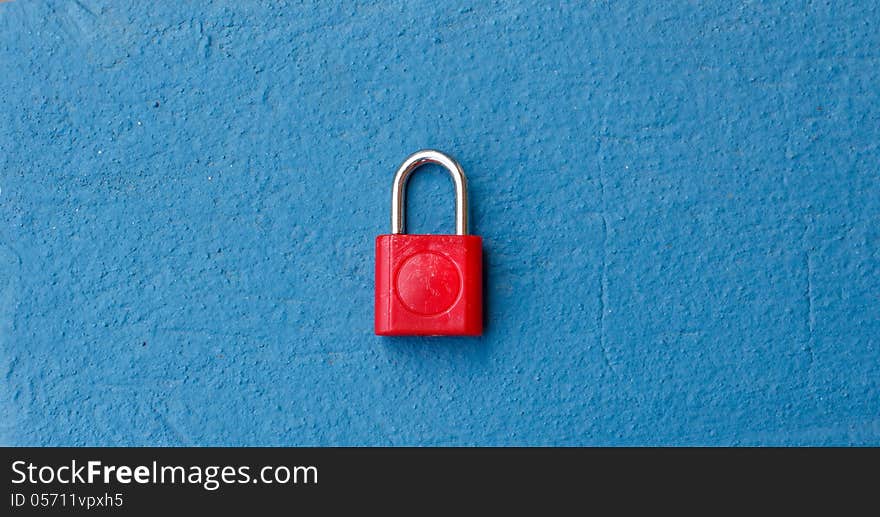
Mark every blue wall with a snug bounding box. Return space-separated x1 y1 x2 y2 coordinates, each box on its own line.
1 0 878 445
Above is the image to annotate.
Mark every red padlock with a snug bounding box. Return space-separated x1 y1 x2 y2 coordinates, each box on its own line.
375 150 483 336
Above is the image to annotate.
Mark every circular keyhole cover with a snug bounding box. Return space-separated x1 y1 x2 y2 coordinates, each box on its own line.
395 252 461 315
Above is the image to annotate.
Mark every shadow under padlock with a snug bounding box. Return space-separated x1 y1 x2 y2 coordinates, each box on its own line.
375 150 483 337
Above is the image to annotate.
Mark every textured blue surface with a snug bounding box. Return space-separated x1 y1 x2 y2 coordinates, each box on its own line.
1 0 879 446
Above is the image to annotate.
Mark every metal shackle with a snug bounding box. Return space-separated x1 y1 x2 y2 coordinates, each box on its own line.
391 149 468 235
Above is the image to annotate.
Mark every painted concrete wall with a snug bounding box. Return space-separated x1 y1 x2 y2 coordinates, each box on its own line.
1 0 878 445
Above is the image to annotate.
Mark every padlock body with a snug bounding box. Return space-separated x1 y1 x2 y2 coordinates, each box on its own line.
375 234 482 336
